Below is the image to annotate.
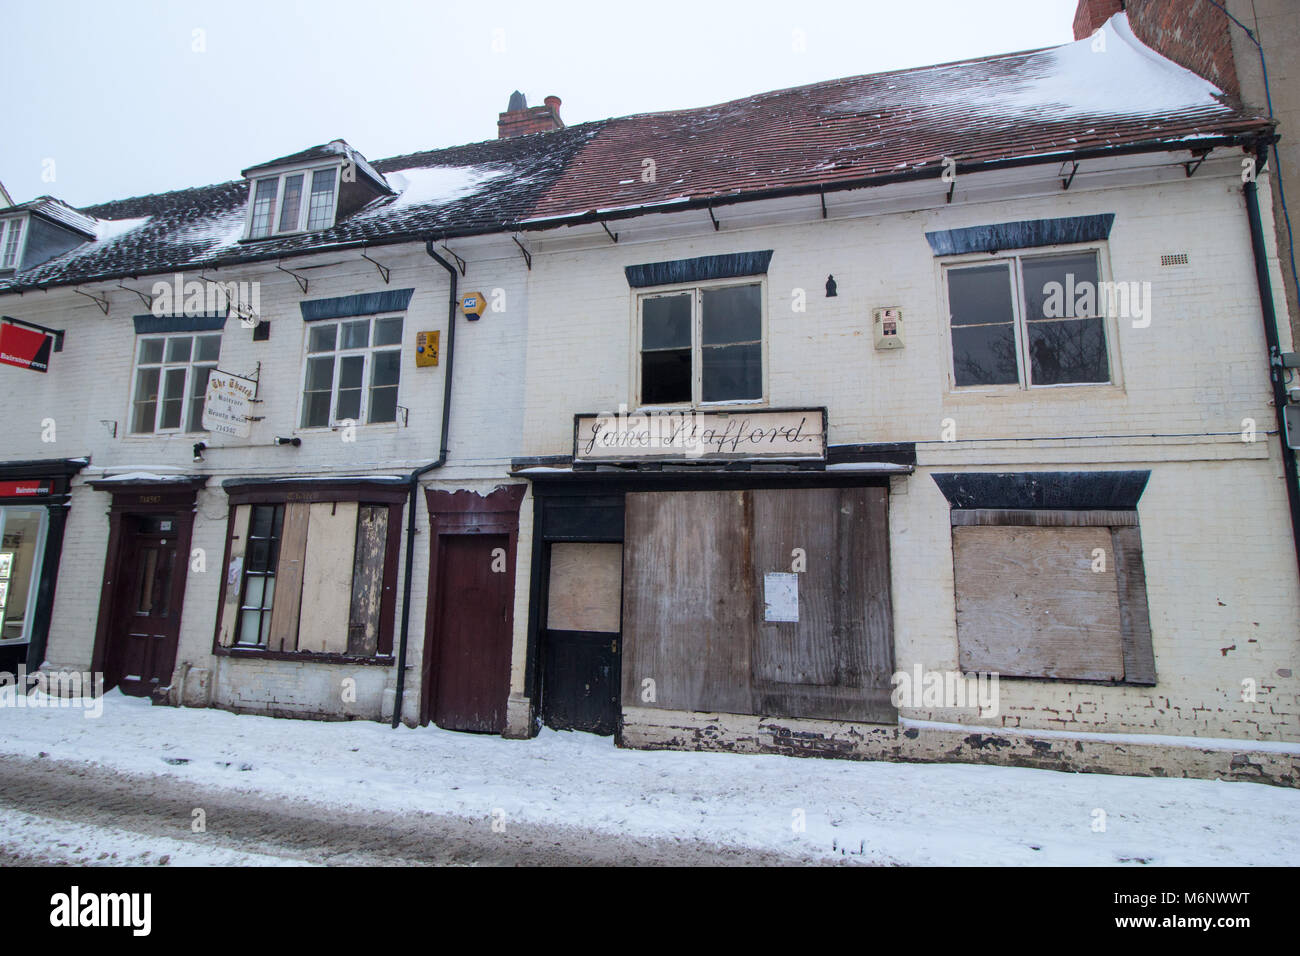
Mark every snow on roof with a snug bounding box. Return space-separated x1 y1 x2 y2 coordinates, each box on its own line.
376 166 509 210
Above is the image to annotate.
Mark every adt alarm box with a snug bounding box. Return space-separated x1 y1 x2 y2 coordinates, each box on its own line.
460 291 486 321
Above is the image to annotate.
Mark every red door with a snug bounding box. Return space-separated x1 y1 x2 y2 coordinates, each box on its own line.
426 534 512 733
106 515 184 697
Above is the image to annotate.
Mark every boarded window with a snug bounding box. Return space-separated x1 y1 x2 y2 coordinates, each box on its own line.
621 487 895 723
952 518 1154 684
216 499 395 657
547 543 623 633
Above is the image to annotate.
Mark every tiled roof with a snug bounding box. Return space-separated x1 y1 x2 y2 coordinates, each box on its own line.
0 124 605 291
527 15 1272 221
0 14 1273 294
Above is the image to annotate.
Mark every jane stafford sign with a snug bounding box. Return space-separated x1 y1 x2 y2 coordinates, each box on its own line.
201 369 257 438
574 407 826 462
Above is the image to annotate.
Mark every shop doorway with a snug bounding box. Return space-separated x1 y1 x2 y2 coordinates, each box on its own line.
103 514 187 697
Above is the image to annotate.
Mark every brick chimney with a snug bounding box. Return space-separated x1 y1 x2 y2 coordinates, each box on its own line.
1072 0 1124 39
1071 1 1240 97
497 92 564 139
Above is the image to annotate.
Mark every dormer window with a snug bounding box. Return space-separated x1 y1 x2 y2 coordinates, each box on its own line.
248 166 339 239
0 217 25 270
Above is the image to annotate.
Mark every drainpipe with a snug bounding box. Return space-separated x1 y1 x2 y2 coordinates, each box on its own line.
1243 139 1300 586
390 241 459 728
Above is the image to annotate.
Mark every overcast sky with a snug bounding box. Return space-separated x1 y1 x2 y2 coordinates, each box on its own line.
1 0 1080 208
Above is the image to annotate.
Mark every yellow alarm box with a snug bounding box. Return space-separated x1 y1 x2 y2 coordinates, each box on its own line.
460 291 486 321
415 330 440 367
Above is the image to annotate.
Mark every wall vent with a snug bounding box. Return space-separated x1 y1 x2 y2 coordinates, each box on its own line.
1160 253 1190 266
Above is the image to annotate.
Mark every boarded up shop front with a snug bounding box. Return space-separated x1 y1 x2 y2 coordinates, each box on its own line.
516 408 912 739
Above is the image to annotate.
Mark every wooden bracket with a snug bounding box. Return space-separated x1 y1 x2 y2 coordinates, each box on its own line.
601 220 619 243
707 204 720 231
1184 149 1212 178
819 189 828 219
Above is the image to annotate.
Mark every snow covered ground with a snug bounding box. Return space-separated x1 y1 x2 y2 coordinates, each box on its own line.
2 690 1297 866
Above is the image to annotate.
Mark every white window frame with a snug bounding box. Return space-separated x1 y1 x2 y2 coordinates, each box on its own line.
0 505 49 646
0 216 27 271
244 164 342 239
297 315 404 430
939 242 1122 392
633 277 768 410
127 332 223 436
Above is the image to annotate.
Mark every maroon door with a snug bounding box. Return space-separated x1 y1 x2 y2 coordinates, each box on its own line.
105 515 184 697
427 533 512 733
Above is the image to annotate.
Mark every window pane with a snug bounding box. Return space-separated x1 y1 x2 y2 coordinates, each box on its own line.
247 539 271 572
701 284 761 345
641 349 691 404
188 365 214 432
243 575 265 609
302 356 334 427
642 294 691 349
335 355 364 421
132 368 160 433
239 609 263 645
341 320 369 350
371 349 400 387
948 264 1018 386
306 168 337 230
195 334 221 362
278 173 304 232
952 325 1018 386
1028 317 1110 385
308 324 337 353
138 338 164 364
373 316 403 346
250 177 278 238
702 343 762 402
948 264 1015 327
250 506 273 539
1 218 23 269
160 367 187 429
370 386 398 423
165 336 192 363
1021 253 1102 321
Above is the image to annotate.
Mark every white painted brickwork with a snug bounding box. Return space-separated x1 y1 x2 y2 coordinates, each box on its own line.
5 158 1298 777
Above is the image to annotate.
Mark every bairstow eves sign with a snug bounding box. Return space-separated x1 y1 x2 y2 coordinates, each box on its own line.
574 407 827 462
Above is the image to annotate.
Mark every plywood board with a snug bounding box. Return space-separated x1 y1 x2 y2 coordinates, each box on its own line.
267 502 310 652
347 506 388 656
299 501 358 655
621 490 753 715
216 505 250 646
954 525 1123 680
547 542 623 633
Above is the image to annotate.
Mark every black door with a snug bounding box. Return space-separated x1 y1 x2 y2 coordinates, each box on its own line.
539 541 623 735
541 631 620 734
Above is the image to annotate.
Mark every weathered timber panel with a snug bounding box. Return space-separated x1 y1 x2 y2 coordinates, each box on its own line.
299 502 358 654
547 542 623 633
267 502 310 652
954 525 1124 680
750 486 895 722
1111 525 1157 684
216 505 251 647
347 505 388 656
622 490 753 715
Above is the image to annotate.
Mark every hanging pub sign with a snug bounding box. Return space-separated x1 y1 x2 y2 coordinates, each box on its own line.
0 317 63 374
201 369 258 438
574 407 827 463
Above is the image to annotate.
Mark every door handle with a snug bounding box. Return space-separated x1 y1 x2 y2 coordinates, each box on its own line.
609 639 618 654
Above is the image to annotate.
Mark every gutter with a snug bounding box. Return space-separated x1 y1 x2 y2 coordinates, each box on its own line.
389 240 458 728
0 131 1274 298
1243 138 1300 585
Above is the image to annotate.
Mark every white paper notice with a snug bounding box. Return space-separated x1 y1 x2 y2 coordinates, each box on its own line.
764 572 799 622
